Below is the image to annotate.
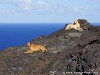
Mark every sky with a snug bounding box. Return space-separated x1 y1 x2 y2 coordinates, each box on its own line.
0 0 100 23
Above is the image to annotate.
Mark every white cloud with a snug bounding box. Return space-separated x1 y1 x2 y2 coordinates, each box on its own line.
34 1 52 12
72 6 87 13
57 7 65 13
33 0 66 15
33 0 87 15
0 3 17 15
88 0 100 5
0 0 32 11
91 0 100 2
0 0 90 15
17 0 32 11
53 2 65 14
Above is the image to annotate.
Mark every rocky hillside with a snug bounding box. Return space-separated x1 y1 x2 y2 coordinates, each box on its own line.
0 19 100 75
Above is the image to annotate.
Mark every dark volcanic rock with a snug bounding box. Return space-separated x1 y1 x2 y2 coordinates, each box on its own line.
79 31 98 46
0 19 100 75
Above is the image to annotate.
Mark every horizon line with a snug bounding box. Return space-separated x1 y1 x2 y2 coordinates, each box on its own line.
0 22 100 24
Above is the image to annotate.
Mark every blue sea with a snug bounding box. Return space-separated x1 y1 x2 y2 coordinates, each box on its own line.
0 23 66 50
0 23 100 50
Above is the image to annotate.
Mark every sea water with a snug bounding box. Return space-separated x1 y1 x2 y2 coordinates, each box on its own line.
0 23 99 50
0 23 66 50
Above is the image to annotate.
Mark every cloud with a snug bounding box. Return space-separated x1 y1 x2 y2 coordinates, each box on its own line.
72 6 88 13
0 0 95 16
0 0 88 15
0 3 17 15
17 0 32 11
88 0 100 5
34 1 52 13
0 0 32 11
36 1 51 9
91 0 100 2
57 7 65 13
33 0 66 15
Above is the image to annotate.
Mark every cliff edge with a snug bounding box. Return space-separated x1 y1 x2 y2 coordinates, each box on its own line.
0 19 100 75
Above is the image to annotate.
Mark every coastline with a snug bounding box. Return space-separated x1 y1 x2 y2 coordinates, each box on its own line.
0 19 100 75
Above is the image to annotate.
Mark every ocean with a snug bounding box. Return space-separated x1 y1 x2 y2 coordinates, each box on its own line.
0 23 100 50
0 23 66 50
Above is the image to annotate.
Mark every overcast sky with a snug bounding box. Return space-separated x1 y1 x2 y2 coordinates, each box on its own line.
0 0 100 23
